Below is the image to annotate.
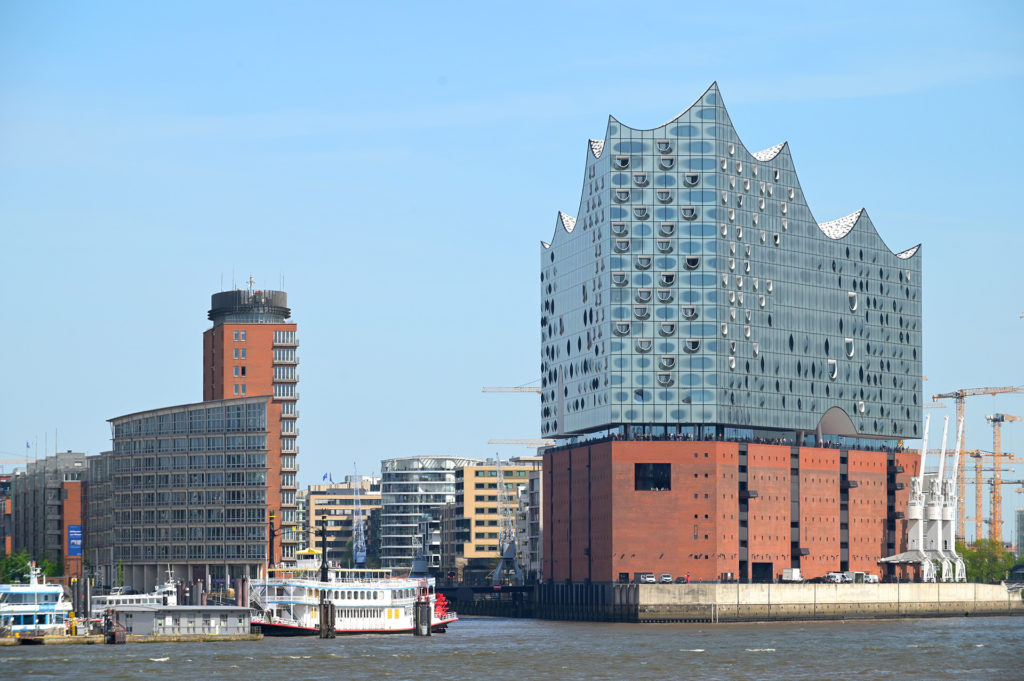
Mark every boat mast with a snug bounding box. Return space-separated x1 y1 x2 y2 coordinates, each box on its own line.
353 464 367 569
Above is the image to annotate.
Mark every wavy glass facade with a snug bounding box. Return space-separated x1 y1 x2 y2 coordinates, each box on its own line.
541 83 922 442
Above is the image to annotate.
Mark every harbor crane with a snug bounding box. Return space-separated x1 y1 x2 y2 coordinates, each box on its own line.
932 385 1024 541
489 457 524 586
984 414 1020 542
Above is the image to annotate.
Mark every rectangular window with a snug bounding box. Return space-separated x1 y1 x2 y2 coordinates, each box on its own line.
233 331 239 341
634 463 671 491
273 383 296 397
233 384 239 395
233 348 239 359
241 348 246 359
240 330 246 341
240 366 246 377
233 367 239 377
240 384 246 395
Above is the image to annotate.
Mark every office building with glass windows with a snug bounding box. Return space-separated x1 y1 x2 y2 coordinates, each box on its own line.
1016 508 1024 560
304 476 382 564
89 397 271 591
540 84 922 585
85 286 299 592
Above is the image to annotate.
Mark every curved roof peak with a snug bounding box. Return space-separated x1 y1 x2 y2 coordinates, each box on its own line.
558 211 577 233
818 209 864 240
752 142 786 162
895 245 921 260
588 139 605 159
609 82 719 132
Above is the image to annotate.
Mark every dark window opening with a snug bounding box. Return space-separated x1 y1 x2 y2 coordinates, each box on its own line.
635 463 671 491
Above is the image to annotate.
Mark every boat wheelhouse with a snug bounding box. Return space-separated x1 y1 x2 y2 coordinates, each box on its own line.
90 579 179 618
0 565 73 638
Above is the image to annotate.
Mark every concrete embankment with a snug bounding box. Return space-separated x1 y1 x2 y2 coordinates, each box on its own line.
631 582 1024 622
0 633 262 645
459 582 1024 623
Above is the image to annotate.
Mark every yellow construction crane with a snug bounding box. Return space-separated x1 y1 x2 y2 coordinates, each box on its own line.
966 449 1017 541
984 413 1020 542
932 385 1024 541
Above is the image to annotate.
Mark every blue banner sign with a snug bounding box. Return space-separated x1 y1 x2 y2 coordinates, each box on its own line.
68 524 83 557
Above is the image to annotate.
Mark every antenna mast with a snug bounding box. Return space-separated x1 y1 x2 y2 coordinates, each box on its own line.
353 464 367 568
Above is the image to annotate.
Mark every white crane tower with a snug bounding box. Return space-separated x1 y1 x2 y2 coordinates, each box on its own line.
880 414 966 582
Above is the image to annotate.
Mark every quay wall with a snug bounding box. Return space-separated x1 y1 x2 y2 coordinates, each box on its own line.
526 582 1024 623
0 633 263 645
635 582 1022 622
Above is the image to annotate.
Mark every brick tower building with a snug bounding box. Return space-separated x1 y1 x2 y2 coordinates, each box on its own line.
203 284 300 565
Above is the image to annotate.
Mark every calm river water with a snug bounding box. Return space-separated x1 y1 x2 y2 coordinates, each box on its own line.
3 615 1021 680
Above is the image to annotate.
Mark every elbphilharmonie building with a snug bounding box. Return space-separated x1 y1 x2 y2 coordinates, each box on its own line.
539 84 923 586
540 83 921 444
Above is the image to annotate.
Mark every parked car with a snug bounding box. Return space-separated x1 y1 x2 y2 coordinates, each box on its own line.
659 574 673 584
639 573 656 584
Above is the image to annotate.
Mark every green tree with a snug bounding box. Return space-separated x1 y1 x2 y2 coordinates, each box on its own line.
0 550 32 583
957 539 1016 583
38 556 63 578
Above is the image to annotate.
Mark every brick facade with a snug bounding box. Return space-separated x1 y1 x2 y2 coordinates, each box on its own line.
543 440 918 583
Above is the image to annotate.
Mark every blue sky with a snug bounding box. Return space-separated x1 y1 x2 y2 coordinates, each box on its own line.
1 2 1022 540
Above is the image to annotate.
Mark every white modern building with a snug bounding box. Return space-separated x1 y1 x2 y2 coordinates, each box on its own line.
379 456 481 569
515 469 543 582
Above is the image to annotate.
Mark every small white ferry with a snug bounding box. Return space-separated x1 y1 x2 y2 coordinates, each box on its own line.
250 558 457 636
90 578 179 618
0 564 74 638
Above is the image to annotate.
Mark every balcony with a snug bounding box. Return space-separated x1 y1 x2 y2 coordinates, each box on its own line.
273 338 300 348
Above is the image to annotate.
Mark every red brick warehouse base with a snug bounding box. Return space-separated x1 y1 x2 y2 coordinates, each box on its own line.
542 439 918 583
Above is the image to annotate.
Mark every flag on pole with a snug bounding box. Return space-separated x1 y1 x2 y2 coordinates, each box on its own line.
322 472 328 481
